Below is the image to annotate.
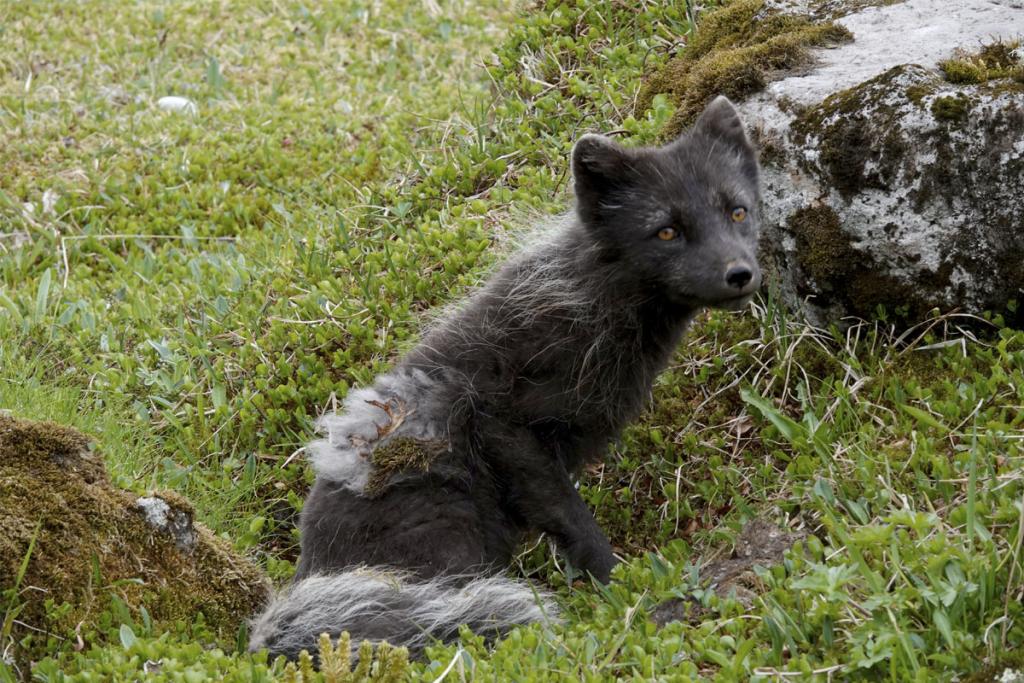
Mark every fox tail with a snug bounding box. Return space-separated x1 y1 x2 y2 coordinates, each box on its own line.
248 568 559 660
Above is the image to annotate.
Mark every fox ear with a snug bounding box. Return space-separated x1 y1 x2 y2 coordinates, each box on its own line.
692 96 754 154
572 134 631 222
690 96 758 182
572 134 629 186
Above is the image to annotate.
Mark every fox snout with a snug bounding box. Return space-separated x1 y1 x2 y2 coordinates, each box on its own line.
701 258 760 310
725 260 760 295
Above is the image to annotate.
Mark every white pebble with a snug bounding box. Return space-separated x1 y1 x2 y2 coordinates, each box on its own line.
157 96 197 115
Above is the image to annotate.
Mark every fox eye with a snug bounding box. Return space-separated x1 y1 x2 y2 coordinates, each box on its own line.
657 226 678 241
731 206 748 223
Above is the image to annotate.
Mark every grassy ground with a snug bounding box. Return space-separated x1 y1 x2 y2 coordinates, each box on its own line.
1 0 1022 680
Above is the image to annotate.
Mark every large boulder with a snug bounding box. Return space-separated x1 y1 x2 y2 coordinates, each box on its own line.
0 415 269 673
643 0 1024 327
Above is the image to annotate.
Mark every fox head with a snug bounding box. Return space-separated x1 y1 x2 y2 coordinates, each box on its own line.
572 96 761 311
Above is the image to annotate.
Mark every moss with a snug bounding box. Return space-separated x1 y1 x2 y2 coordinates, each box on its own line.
786 203 955 322
931 94 971 122
0 416 100 478
791 66 941 198
639 0 852 136
940 39 1022 84
962 649 1024 683
302 633 409 682
787 204 850 286
0 415 269 671
364 436 449 497
905 83 936 106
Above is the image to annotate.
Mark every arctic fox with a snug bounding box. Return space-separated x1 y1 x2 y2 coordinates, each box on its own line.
249 96 762 660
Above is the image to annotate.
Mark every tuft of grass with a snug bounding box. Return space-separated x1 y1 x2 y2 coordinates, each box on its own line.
939 39 1023 84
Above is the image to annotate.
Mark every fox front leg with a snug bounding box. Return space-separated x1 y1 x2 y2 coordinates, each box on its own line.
487 425 619 582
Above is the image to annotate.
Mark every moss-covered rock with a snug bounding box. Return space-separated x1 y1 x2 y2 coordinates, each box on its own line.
639 0 852 136
0 415 269 673
773 63 1024 324
642 0 1024 327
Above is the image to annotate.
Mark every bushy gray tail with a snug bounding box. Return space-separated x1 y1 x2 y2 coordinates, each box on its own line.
248 569 560 660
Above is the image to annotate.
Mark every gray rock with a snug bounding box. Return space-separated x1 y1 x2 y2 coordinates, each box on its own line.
649 518 806 628
733 0 1024 326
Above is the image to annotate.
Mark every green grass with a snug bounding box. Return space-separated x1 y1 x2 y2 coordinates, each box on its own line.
2 0 1023 680
0 352 157 489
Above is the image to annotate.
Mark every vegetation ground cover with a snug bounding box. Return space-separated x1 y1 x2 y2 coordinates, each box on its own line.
1 0 1022 680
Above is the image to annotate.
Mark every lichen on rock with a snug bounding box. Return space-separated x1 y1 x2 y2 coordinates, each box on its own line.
137 495 198 551
642 0 1024 327
771 63 1024 323
0 415 269 672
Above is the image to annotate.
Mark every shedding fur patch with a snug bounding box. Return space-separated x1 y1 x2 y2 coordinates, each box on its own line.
307 368 451 493
365 436 449 497
248 569 560 660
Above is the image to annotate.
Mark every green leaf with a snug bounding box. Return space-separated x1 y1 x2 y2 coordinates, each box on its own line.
2 523 40 643
119 623 137 650
813 479 836 506
741 388 805 442
844 498 869 524
34 268 51 321
932 609 954 649
0 292 21 320
206 56 226 93
248 516 266 534
732 637 757 674
212 383 227 409
898 404 948 431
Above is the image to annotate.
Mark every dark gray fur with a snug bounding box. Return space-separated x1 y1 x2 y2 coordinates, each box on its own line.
249 96 762 660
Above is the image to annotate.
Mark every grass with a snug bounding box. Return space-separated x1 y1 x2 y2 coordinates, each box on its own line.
1 0 1023 680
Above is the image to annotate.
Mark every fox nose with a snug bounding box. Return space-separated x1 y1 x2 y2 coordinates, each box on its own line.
725 264 753 290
